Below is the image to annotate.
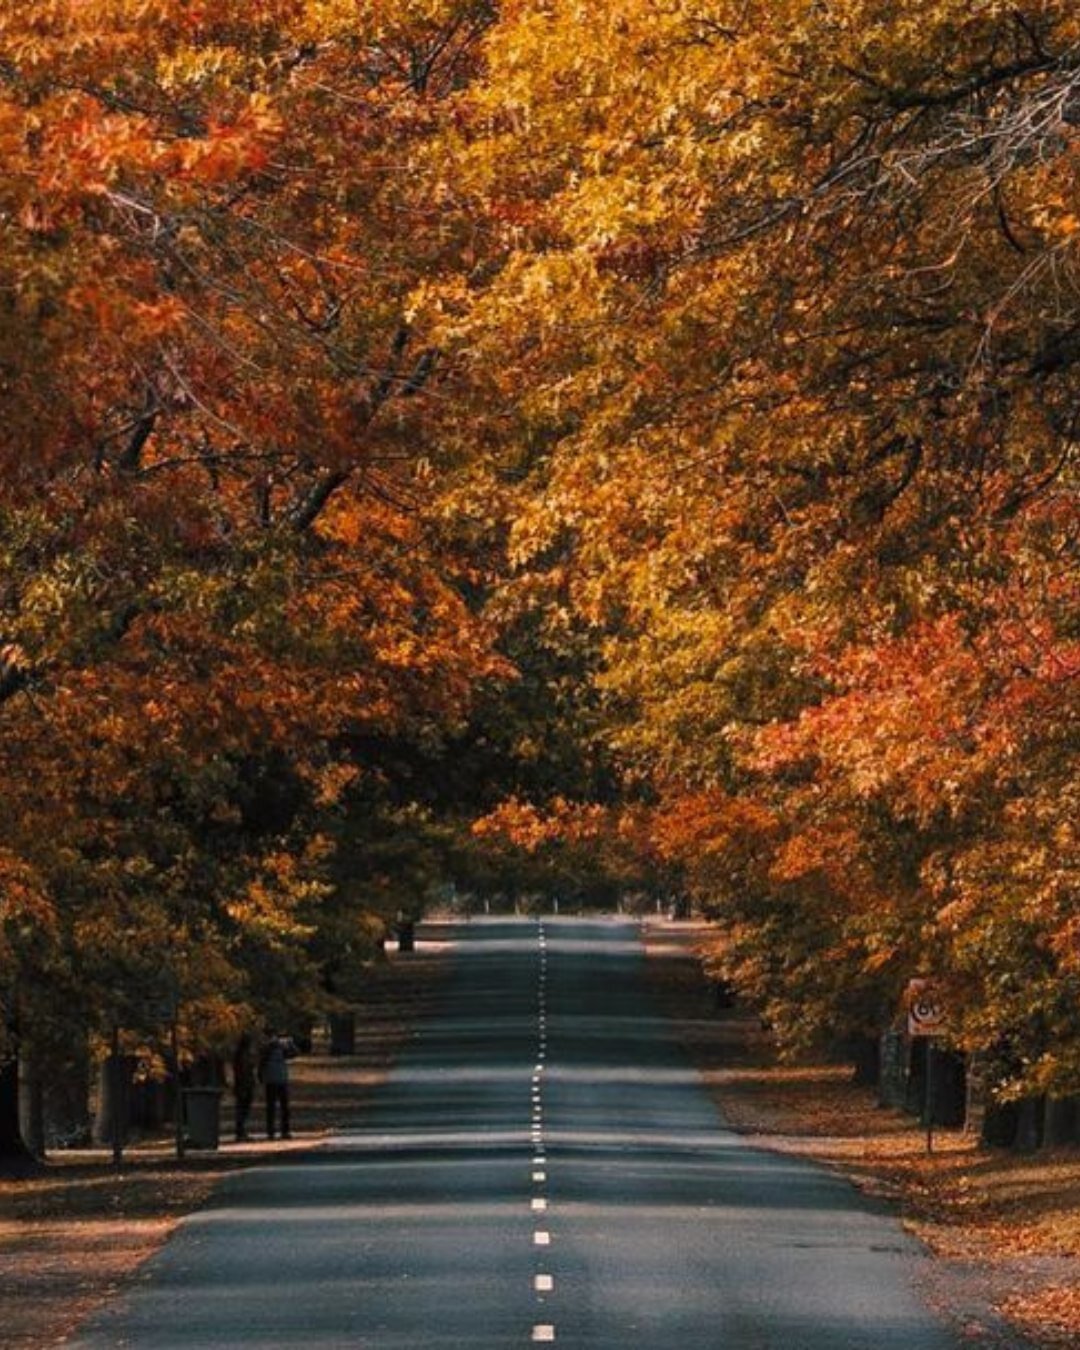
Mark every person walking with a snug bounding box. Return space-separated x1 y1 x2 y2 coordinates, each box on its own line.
232 1031 256 1142
258 1027 296 1139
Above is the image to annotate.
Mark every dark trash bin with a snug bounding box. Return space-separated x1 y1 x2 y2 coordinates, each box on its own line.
183 1087 223 1149
397 920 415 953
329 1012 356 1056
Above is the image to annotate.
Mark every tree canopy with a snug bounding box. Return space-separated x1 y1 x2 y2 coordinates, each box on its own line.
1 1 1077 1118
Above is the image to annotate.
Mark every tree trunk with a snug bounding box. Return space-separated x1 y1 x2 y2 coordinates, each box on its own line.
1013 1096 1044 1153
905 1036 927 1114
45 1040 92 1149
0 1055 35 1171
878 1031 907 1109
93 1052 133 1158
982 1096 1020 1148
18 1046 45 1159
928 1048 967 1127
849 1034 881 1088
1043 1096 1078 1148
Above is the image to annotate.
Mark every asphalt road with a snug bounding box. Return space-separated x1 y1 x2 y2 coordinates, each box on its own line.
71 917 957 1348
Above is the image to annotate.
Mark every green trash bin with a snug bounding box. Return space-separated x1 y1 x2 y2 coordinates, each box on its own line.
183 1087 223 1149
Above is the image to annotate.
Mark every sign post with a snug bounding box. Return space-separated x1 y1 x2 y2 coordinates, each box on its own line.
906 979 946 1155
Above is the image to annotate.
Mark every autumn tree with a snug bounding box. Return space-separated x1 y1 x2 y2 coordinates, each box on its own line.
429 0 1079 1094
2 0 1078 1160
0 0 505 1158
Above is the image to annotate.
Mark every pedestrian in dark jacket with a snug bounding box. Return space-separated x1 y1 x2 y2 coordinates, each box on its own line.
258 1028 296 1139
232 1032 256 1142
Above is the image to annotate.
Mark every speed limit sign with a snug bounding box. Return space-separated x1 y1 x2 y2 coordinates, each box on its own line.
906 979 946 1037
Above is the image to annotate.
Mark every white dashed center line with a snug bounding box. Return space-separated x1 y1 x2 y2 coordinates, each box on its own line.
531 929 554 1343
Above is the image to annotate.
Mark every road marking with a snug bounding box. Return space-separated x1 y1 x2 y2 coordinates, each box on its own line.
533 1170 546 1181
532 1326 555 1342
531 1197 547 1211
535 1274 554 1293
534 1230 551 1246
